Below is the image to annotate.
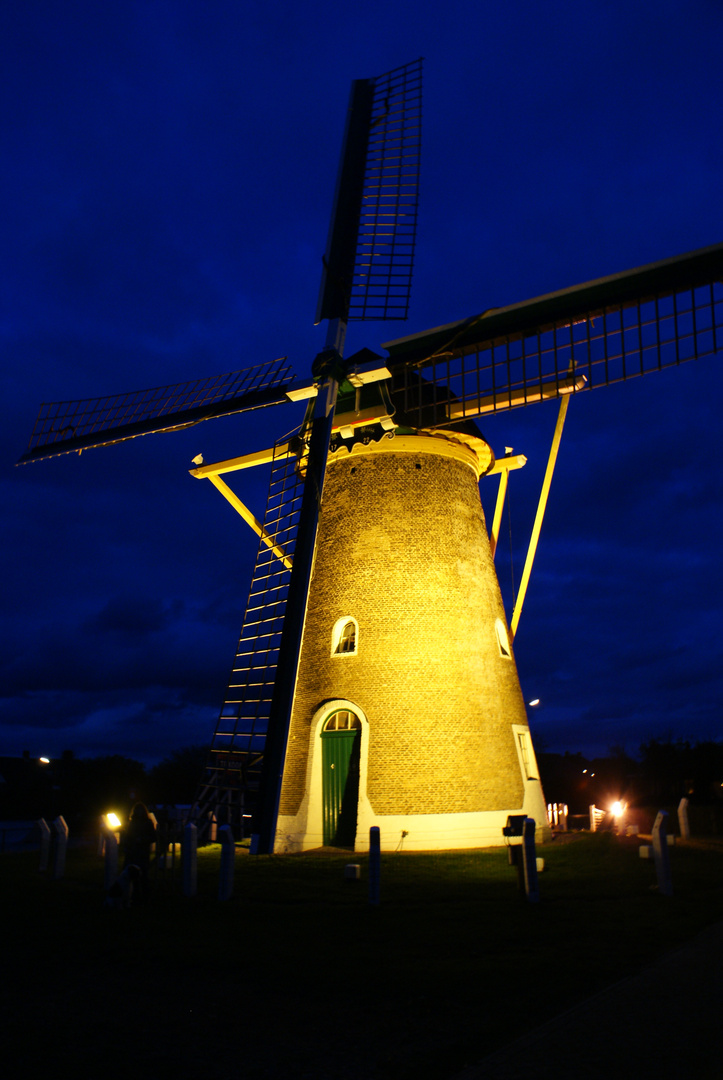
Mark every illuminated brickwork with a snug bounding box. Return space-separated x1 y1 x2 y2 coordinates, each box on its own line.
279 433 535 827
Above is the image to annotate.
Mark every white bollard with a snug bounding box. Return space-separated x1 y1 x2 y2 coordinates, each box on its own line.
678 797 691 841
522 817 540 903
103 827 119 892
218 825 235 901
52 816 68 880
652 810 673 897
182 822 197 897
38 819 51 872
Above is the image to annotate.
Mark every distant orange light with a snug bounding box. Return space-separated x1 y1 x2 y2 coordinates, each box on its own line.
611 801 625 817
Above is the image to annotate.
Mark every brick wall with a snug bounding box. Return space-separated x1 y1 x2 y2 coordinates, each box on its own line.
279 436 529 818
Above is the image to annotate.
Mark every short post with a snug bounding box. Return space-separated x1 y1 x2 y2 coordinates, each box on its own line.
182 822 197 898
103 827 119 892
522 817 540 903
218 825 235 901
38 818 51 872
678 797 691 841
652 810 673 897
52 816 68 880
369 826 380 906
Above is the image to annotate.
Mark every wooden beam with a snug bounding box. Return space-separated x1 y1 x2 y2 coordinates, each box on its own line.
205 474 293 569
509 393 571 640
487 453 527 477
189 443 293 478
488 451 526 560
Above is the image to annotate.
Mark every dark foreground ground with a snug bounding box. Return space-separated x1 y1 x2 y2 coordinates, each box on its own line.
461 914 723 1078
2 832 722 1079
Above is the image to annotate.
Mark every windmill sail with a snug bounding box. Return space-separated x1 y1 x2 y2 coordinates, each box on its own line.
193 432 306 835
316 58 422 324
18 357 296 463
385 242 723 427
249 61 423 852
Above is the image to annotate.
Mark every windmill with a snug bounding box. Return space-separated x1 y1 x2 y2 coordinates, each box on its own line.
19 59 723 854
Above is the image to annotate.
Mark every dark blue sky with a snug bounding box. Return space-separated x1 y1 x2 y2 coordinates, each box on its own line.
3 1 723 764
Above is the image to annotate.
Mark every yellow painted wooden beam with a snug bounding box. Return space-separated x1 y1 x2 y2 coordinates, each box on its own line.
509 393 571 641
487 454 518 562
189 443 293 478
205 473 293 569
486 453 527 476
489 451 526 561
489 467 509 561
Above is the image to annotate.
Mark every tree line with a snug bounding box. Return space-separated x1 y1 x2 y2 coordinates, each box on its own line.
0 745 209 825
3 737 722 828
538 738 723 813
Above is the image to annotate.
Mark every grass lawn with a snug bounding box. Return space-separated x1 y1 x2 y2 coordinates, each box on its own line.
2 832 722 1079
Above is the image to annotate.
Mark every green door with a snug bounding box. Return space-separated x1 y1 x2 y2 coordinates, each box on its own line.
321 710 361 847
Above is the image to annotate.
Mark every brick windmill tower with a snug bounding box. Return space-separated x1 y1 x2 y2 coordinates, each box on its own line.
275 426 545 852
20 60 723 853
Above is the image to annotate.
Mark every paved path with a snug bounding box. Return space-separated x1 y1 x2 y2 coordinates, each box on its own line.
457 918 723 1079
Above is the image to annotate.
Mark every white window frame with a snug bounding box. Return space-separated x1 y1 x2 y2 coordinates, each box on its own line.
512 724 539 781
331 616 359 657
495 617 512 660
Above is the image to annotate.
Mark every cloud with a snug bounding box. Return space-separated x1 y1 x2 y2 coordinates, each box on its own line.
3 1 723 767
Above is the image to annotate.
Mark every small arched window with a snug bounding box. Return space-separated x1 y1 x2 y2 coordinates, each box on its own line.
323 709 361 731
495 618 512 660
331 617 358 656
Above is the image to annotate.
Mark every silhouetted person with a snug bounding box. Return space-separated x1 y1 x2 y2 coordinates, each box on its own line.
122 802 156 903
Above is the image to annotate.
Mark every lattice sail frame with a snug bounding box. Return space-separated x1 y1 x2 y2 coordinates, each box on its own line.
349 58 422 320
20 357 294 462
316 58 422 324
386 246 723 426
194 430 307 829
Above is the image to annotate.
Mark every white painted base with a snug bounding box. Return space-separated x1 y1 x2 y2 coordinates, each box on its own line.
276 810 550 853
275 700 551 853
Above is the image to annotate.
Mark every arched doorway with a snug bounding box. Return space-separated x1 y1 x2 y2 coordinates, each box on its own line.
321 709 361 847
